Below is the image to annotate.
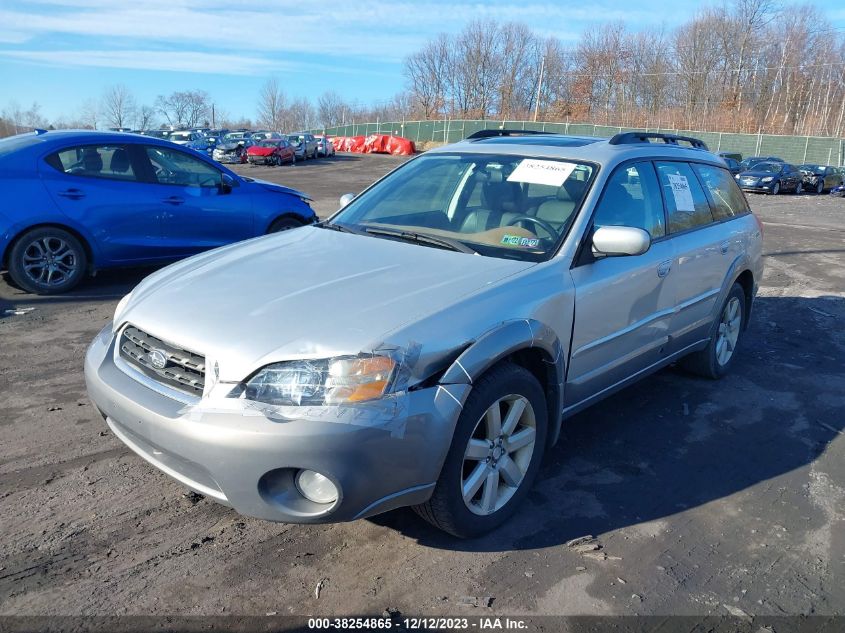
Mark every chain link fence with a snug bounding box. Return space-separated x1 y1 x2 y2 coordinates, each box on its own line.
316 119 845 166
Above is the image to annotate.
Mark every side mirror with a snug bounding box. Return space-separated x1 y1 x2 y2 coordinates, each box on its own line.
592 226 651 257
339 193 355 208
220 173 235 194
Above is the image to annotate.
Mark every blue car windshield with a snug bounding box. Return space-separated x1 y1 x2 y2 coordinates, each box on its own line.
332 152 596 261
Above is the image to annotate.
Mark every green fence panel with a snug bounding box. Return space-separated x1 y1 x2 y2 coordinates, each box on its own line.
315 118 843 164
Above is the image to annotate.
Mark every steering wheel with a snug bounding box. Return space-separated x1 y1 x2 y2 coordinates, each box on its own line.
505 215 558 240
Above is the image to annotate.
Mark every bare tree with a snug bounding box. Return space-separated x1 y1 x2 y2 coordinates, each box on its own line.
135 105 156 131
288 97 316 131
317 91 349 127
102 84 136 129
155 90 209 128
257 79 287 131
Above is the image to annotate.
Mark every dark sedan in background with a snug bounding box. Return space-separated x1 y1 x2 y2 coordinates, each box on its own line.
735 161 804 195
0 130 316 294
798 164 843 194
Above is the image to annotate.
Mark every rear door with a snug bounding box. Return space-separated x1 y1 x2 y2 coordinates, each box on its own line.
657 161 740 352
138 144 254 257
40 143 168 263
567 161 676 407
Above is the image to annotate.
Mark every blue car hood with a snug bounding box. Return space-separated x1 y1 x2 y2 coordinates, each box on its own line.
244 177 310 201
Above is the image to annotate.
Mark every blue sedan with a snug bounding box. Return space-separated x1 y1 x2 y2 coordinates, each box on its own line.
0 130 317 294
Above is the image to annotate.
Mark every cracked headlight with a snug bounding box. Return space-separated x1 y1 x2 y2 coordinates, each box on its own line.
244 356 396 406
761 177 774 183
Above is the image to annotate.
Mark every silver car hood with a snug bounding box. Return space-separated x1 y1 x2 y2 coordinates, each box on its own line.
118 227 534 382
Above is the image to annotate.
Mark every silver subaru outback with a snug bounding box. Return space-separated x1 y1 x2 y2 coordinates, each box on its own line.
85 131 763 537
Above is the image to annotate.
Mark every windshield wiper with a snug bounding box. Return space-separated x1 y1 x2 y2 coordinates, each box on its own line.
316 220 366 235
364 227 477 254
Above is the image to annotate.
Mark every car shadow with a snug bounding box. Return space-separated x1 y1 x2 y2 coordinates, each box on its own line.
369 295 845 551
0 266 159 317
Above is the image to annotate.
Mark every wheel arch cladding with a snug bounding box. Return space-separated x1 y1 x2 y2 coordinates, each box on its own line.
734 268 755 329
439 319 565 447
6 222 96 270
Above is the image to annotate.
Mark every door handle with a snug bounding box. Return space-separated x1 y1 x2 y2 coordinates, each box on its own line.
57 188 85 200
720 240 730 254
657 259 672 278
162 196 185 205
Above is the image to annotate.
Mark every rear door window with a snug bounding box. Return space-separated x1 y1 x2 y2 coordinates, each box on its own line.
47 145 137 181
691 164 749 221
593 162 666 238
655 162 714 233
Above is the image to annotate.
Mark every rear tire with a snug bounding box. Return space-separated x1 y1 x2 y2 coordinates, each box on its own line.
678 283 746 379
413 363 548 538
8 227 88 295
268 217 305 233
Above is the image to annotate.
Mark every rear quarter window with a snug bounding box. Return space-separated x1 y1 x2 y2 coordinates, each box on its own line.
692 164 749 221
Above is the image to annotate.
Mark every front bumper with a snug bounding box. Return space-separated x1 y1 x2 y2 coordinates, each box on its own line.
248 156 272 164
84 327 468 523
739 180 777 193
213 153 242 164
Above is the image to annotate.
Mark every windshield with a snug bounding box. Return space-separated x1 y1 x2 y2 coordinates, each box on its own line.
799 164 821 172
331 152 595 261
287 136 303 145
223 133 245 142
259 140 278 148
756 162 782 173
169 132 192 141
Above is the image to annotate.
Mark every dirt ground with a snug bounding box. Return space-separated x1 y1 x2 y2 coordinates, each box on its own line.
1 153 843 619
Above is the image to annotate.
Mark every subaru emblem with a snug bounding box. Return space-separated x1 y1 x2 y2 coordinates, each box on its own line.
147 349 168 370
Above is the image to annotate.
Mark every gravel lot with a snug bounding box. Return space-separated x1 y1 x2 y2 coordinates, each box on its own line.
1 153 843 618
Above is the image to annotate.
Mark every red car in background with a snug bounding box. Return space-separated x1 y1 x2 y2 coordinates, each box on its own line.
247 139 296 166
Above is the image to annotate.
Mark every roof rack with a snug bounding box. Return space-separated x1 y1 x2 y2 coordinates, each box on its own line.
466 129 552 140
608 132 709 150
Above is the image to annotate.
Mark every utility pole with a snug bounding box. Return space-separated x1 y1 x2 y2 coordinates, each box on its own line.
533 55 546 122
211 104 215 129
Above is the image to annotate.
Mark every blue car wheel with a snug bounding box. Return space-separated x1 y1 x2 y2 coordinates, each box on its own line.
8 227 88 294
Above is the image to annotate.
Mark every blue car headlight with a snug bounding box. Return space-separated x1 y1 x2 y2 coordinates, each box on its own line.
761 177 774 183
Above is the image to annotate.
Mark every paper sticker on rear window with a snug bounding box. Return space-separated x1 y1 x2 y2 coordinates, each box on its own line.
507 159 576 187
667 174 695 212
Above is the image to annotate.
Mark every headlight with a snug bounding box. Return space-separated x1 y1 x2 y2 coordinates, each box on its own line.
761 177 774 182
244 356 396 406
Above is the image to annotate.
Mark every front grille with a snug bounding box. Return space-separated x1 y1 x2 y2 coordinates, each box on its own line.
119 325 205 397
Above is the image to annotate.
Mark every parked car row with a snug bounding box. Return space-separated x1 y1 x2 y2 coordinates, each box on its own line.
715 152 844 194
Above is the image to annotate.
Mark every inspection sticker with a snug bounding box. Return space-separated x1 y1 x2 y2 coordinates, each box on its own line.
501 234 540 248
507 159 576 187
667 173 695 212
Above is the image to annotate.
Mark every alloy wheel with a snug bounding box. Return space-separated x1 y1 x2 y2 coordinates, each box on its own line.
461 394 537 516
715 297 742 366
22 237 79 287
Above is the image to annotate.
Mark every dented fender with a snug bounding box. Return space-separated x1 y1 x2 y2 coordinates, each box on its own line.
439 318 566 445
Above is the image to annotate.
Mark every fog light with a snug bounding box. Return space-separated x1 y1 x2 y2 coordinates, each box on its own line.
295 470 338 504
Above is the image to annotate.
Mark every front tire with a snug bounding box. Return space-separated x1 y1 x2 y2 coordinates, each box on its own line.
414 363 548 538
268 217 305 233
8 227 88 295
771 181 781 195
678 283 746 379
816 180 824 194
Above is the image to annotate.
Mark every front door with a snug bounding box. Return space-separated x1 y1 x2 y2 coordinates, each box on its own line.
139 145 254 257
567 161 676 408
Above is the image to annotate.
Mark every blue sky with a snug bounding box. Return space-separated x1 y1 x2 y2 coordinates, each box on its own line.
2 0 844 124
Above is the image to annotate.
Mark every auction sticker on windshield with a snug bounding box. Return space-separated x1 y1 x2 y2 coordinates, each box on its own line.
507 159 576 187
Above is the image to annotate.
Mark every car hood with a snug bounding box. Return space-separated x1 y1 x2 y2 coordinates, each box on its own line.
240 177 309 200
248 147 274 156
739 170 780 178
215 142 245 151
117 227 535 382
